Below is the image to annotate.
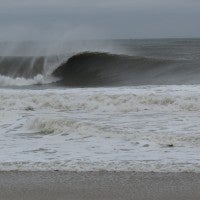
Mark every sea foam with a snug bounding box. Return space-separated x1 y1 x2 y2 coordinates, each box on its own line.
0 85 200 172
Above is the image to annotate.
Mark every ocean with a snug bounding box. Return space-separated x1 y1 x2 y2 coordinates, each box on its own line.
0 38 200 172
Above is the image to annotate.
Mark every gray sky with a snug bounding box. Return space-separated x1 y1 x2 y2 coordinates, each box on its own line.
0 0 200 40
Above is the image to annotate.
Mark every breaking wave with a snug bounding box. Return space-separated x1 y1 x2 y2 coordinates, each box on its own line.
0 55 62 86
53 52 171 86
0 74 58 86
0 51 200 87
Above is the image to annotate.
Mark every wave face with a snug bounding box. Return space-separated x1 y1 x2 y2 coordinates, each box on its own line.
53 52 171 86
52 52 200 86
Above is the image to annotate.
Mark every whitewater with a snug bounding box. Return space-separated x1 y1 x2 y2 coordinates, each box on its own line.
0 39 200 172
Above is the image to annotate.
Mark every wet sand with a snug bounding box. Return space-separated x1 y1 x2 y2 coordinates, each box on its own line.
0 171 200 200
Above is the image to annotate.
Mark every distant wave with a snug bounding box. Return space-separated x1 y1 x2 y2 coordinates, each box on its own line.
1 51 200 87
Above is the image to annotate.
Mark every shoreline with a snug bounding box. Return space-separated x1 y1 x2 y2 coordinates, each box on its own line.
0 171 200 200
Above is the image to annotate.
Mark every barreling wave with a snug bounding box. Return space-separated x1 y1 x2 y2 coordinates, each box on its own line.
53 52 200 86
1 51 200 87
53 52 173 86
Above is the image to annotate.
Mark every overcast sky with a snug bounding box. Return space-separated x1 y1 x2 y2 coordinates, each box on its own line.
0 0 200 41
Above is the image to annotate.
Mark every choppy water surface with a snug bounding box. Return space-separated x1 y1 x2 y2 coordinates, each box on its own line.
0 86 200 171
0 39 200 171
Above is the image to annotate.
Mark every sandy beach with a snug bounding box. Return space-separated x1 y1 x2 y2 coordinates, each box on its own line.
0 171 200 200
